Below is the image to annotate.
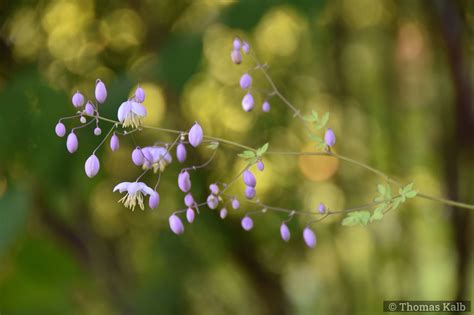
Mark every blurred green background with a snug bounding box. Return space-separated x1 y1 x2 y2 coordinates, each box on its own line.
0 0 473 314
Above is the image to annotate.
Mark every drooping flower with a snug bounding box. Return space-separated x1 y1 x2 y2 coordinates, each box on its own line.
280 223 290 242
231 49 242 64
117 100 147 128
242 41 250 54
257 160 264 171
188 122 203 147
233 38 241 50
324 128 336 147
113 181 155 211
245 186 256 200
176 143 187 163
55 122 66 137
303 227 317 248
135 85 145 103
240 73 252 89
318 202 326 214
262 101 271 113
80 116 87 124
186 208 195 223
209 183 219 195
232 198 240 210
178 170 191 193
72 91 84 108
84 102 95 116
149 191 160 209
220 208 228 219
242 93 254 112
84 154 100 178
184 193 194 207
95 79 107 103
169 214 184 235
94 127 102 136
141 146 173 172
242 170 256 187
132 147 144 166
110 133 119 152
241 216 253 231
207 194 218 209
66 132 78 153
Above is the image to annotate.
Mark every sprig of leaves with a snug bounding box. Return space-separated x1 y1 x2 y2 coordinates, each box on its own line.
238 143 269 164
303 110 330 130
207 141 219 150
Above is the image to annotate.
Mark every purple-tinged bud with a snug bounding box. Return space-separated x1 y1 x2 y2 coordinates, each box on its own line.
67 132 78 153
242 170 256 187
231 49 242 65
178 171 191 193
242 93 254 112
240 73 252 90
257 160 264 171
303 227 317 248
324 128 336 147
110 133 119 152
72 91 84 108
149 191 160 209
55 122 66 137
169 214 184 235
242 41 250 54
95 79 107 103
233 38 241 50
280 223 291 242
241 216 253 231
94 127 102 136
176 143 187 163
135 85 145 103
186 208 195 223
188 122 203 147
80 116 87 124
207 194 218 209
262 101 271 113
184 193 194 207
209 183 219 195
84 154 100 178
318 202 326 214
232 198 240 210
84 102 95 116
132 147 144 166
220 208 228 219
245 186 256 200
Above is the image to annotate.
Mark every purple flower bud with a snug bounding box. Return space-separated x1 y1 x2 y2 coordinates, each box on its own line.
241 216 253 231
186 208 195 223
233 38 241 50
176 143 187 163
231 49 242 65
318 202 326 214
80 116 87 124
245 186 256 200
84 154 100 178
135 85 145 103
132 147 144 166
242 93 254 112
169 214 184 235
66 132 78 153
72 91 84 108
110 133 119 152
55 122 66 137
232 198 240 210
242 41 250 54
240 73 252 90
324 128 336 147
242 170 256 187
220 208 228 219
94 127 102 136
149 191 160 209
84 102 95 116
280 223 291 242
209 183 219 195
207 194 218 209
95 79 107 103
188 122 203 147
303 227 317 248
178 171 191 193
257 160 264 171
184 193 194 207
262 101 271 113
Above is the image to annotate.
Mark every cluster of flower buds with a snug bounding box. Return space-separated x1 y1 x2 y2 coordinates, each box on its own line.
230 38 249 65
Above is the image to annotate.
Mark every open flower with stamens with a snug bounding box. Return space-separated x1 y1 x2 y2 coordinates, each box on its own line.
141 146 172 172
113 181 155 211
117 100 147 128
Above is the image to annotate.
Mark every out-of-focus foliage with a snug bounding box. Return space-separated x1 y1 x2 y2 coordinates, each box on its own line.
0 0 472 314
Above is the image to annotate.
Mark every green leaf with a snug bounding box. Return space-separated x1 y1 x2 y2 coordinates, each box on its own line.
311 110 319 121
377 184 386 195
207 142 219 150
370 204 386 222
308 134 323 142
316 112 330 129
342 211 371 226
238 150 256 159
303 114 317 122
405 190 418 198
256 143 269 156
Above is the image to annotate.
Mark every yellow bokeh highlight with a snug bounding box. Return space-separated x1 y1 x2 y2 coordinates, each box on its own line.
6 8 43 60
298 143 339 182
100 9 145 51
